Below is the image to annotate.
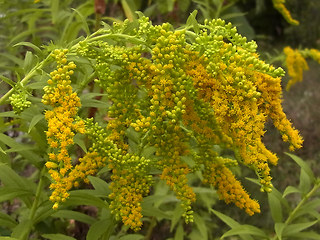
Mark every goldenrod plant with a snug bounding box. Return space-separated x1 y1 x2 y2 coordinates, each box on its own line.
1 11 315 237
1 1 320 239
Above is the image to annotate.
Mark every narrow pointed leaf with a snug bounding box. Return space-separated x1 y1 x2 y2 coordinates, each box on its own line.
41 234 76 240
28 114 44 133
285 153 315 181
221 225 268 239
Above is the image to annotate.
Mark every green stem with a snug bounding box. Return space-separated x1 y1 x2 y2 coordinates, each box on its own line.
21 166 46 240
271 180 320 240
0 53 52 105
145 216 157 240
285 181 320 225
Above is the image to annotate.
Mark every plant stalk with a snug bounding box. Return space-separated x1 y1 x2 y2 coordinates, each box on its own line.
21 166 46 240
0 53 52 105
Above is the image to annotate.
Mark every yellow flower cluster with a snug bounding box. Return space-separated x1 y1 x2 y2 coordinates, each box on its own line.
84 119 153 231
272 0 299 25
283 46 309 91
204 162 260 215
42 49 87 208
309 48 320 64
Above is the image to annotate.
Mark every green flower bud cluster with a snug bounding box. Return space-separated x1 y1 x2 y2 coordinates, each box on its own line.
9 89 31 114
84 118 152 231
192 18 285 78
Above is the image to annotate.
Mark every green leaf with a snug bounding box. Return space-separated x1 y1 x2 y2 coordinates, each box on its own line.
0 75 16 88
13 42 42 55
0 187 32 202
0 53 24 66
28 114 44 133
186 10 199 34
64 190 109 208
285 153 315 181
299 169 312 194
0 111 16 118
73 133 87 153
194 213 207 240
210 209 240 228
291 231 320 239
52 210 96 225
293 199 320 220
170 204 184 232
33 201 56 224
9 27 56 45
61 11 77 43
11 220 32 239
268 190 283 223
50 0 59 24
0 146 6 155
221 225 268 239
121 0 136 21
0 212 17 229
141 203 171 220
282 221 318 237
210 209 254 240
23 51 34 73
178 0 191 12
0 238 19 240
174 222 184 240
41 234 76 240
283 186 301 198
0 163 32 190
80 98 109 108
245 177 260 185
86 217 115 240
0 164 33 207
119 234 145 240
0 133 24 149
274 222 285 240
72 8 90 36
88 176 111 196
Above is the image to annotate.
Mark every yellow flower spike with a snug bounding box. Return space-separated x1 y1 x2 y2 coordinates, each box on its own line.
309 49 320 64
283 46 309 91
204 163 260 215
272 0 299 25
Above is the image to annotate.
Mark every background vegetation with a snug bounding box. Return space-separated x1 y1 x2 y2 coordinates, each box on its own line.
0 0 319 239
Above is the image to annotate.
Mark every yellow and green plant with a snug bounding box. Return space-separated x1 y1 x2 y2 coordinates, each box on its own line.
4 14 303 231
